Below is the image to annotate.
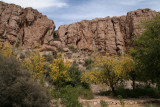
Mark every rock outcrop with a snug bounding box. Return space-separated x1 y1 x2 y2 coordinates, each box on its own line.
0 1 160 55
57 9 160 55
0 1 55 49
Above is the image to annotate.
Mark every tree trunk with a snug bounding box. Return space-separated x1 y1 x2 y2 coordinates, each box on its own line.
132 79 135 90
110 84 116 95
131 71 136 90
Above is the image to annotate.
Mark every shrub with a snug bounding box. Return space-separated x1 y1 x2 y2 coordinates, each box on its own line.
43 54 53 62
84 57 92 67
99 87 160 98
22 51 47 80
50 85 82 107
0 55 50 107
67 61 83 87
67 61 90 89
100 100 108 107
60 86 82 107
69 45 77 53
117 95 125 107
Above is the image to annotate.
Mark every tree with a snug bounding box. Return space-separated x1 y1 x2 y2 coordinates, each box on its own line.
131 16 160 88
82 53 134 94
22 51 47 80
49 53 71 89
0 55 50 107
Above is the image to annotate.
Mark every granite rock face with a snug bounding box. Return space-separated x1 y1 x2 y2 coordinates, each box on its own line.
0 1 55 49
57 9 159 55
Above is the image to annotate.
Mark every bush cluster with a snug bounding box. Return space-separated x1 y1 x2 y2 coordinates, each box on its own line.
0 55 50 107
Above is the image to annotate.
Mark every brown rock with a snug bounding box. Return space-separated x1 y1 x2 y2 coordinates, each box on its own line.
57 9 160 55
49 41 62 48
0 1 55 49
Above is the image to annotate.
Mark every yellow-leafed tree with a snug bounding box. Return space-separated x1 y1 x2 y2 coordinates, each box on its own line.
23 51 46 80
82 53 134 94
49 53 71 89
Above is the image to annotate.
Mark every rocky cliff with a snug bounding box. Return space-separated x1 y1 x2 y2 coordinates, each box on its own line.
57 9 160 55
0 1 55 49
0 1 160 55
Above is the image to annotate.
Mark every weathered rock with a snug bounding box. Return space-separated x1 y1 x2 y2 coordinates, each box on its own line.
49 41 62 48
0 1 55 49
57 9 160 55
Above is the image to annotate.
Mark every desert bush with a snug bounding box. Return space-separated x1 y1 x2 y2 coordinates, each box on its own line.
69 45 77 53
84 57 92 68
0 43 13 57
22 51 47 80
100 100 108 107
50 85 82 107
43 54 53 62
0 55 50 107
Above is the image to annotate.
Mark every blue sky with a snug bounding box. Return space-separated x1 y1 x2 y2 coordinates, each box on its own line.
1 0 160 29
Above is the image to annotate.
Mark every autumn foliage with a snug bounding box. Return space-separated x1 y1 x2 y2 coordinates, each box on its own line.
22 51 47 80
82 53 134 94
49 53 71 88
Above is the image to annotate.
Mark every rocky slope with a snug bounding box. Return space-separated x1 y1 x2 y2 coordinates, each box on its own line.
57 9 160 55
0 1 55 49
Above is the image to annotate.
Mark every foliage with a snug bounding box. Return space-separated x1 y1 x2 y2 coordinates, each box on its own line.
22 51 47 80
100 100 108 107
82 53 134 94
60 86 82 107
0 55 50 107
0 43 13 57
131 16 160 87
43 54 54 62
99 87 160 98
117 95 125 107
69 45 77 53
50 85 82 107
67 61 90 89
49 52 71 88
84 57 92 69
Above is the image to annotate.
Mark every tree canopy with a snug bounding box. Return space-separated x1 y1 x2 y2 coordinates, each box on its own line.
131 16 160 86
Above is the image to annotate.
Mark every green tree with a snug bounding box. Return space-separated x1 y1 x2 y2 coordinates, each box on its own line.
131 16 160 88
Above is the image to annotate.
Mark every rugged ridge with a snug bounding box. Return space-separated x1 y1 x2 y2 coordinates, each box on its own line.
0 1 160 55
57 9 160 55
0 1 55 49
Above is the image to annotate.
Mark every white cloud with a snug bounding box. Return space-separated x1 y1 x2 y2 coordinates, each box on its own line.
1 0 68 9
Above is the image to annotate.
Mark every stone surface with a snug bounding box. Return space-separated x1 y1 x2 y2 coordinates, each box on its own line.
57 9 160 55
0 1 55 49
1 1 160 55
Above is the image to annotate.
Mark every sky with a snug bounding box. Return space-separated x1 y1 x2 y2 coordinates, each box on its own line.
1 0 160 29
